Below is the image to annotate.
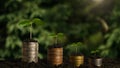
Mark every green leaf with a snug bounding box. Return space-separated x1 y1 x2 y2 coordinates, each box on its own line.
77 42 83 46
91 50 99 54
18 20 31 27
72 43 77 46
48 33 56 37
32 18 44 25
57 33 64 37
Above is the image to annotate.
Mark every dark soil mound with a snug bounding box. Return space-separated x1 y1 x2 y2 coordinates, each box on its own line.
0 58 120 68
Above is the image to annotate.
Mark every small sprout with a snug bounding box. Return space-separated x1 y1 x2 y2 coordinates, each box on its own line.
49 33 66 45
68 42 84 54
91 49 101 57
91 50 99 54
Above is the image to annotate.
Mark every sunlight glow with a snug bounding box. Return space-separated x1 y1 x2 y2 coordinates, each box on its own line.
92 0 104 4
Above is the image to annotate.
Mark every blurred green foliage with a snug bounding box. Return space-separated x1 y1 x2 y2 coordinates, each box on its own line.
0 0 120 59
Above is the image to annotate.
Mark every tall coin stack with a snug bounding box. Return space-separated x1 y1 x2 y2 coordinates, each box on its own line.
22 40 38 63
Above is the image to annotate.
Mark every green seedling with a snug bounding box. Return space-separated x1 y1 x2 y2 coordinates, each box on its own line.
49 33 66 45
68 42 83 54
91 49 101 57
18 18 44 39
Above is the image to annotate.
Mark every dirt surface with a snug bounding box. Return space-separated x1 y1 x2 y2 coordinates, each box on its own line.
0 58 120 68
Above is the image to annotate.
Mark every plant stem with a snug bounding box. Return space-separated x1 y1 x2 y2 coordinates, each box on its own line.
76 47 77 54
30 22 32 39
55 35 57 45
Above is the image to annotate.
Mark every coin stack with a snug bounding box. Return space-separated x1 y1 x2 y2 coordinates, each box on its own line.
22 41 38 63
47 48 63 66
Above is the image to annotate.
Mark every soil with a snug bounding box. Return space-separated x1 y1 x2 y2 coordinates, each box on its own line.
0 58 120 68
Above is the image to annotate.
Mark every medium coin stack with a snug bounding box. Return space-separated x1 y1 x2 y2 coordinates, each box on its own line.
47 48 63 66
22 41 38 63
